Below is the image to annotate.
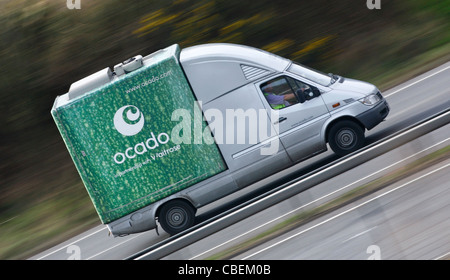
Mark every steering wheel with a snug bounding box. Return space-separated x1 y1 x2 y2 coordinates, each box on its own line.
295 89 306 103
304 88 315 100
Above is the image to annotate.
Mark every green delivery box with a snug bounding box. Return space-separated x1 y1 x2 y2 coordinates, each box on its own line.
51 45 227 224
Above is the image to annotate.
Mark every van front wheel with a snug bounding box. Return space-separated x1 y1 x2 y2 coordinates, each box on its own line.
328 120 365 156
158 200 196 235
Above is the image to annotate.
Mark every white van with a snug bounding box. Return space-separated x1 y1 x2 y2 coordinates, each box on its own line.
52 43 389 236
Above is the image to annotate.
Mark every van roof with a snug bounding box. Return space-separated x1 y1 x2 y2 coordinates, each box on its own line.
179 43 291 103
180 43 291 72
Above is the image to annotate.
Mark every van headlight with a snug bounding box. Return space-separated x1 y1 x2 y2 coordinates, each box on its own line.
359 93 381 106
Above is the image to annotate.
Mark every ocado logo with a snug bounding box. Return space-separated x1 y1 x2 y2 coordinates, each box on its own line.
113 105 145 136
112 104 172 165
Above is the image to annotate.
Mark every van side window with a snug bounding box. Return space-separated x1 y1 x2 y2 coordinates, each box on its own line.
260 77 299 110
286 76 319 102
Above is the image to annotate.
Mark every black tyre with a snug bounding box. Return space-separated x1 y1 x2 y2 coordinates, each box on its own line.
328 120 365 156
158 200 196 235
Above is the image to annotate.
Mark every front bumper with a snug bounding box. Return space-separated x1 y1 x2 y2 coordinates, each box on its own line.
356 99 390 130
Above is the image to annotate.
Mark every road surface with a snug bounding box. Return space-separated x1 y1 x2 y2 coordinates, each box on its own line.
235 159 450 260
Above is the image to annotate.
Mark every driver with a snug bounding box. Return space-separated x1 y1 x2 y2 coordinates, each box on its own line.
262 84 296 110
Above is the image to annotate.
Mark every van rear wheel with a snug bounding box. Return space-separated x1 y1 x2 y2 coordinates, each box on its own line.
328 120 365 156
158 200 196 235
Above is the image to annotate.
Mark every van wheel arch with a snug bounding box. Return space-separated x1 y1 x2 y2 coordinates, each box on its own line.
325 117 366 156
156 199 197 235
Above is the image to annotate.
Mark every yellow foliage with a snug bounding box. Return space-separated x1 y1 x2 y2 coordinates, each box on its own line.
292 35 336 59
140 10 164 23
133 2 217 39
263 39 295 54
191 1 215 17
133 10 180 36
220 14 270 36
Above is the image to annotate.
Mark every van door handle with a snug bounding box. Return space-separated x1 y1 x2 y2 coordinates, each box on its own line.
274 117 287 124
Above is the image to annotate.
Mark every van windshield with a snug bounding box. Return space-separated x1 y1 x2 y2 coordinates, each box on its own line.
287 63 332 87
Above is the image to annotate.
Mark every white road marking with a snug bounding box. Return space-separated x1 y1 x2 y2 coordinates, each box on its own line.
86 232 146 260
342 226 377 243
241 163 450 259
36 226 107 260
434 251 450 260
384 65 450 98
190 137 449 259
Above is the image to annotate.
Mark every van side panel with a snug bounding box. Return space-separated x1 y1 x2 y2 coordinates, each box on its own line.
202 83 291 187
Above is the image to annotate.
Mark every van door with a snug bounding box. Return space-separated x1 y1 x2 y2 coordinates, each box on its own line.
258 74 330 162
202 83 291 187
